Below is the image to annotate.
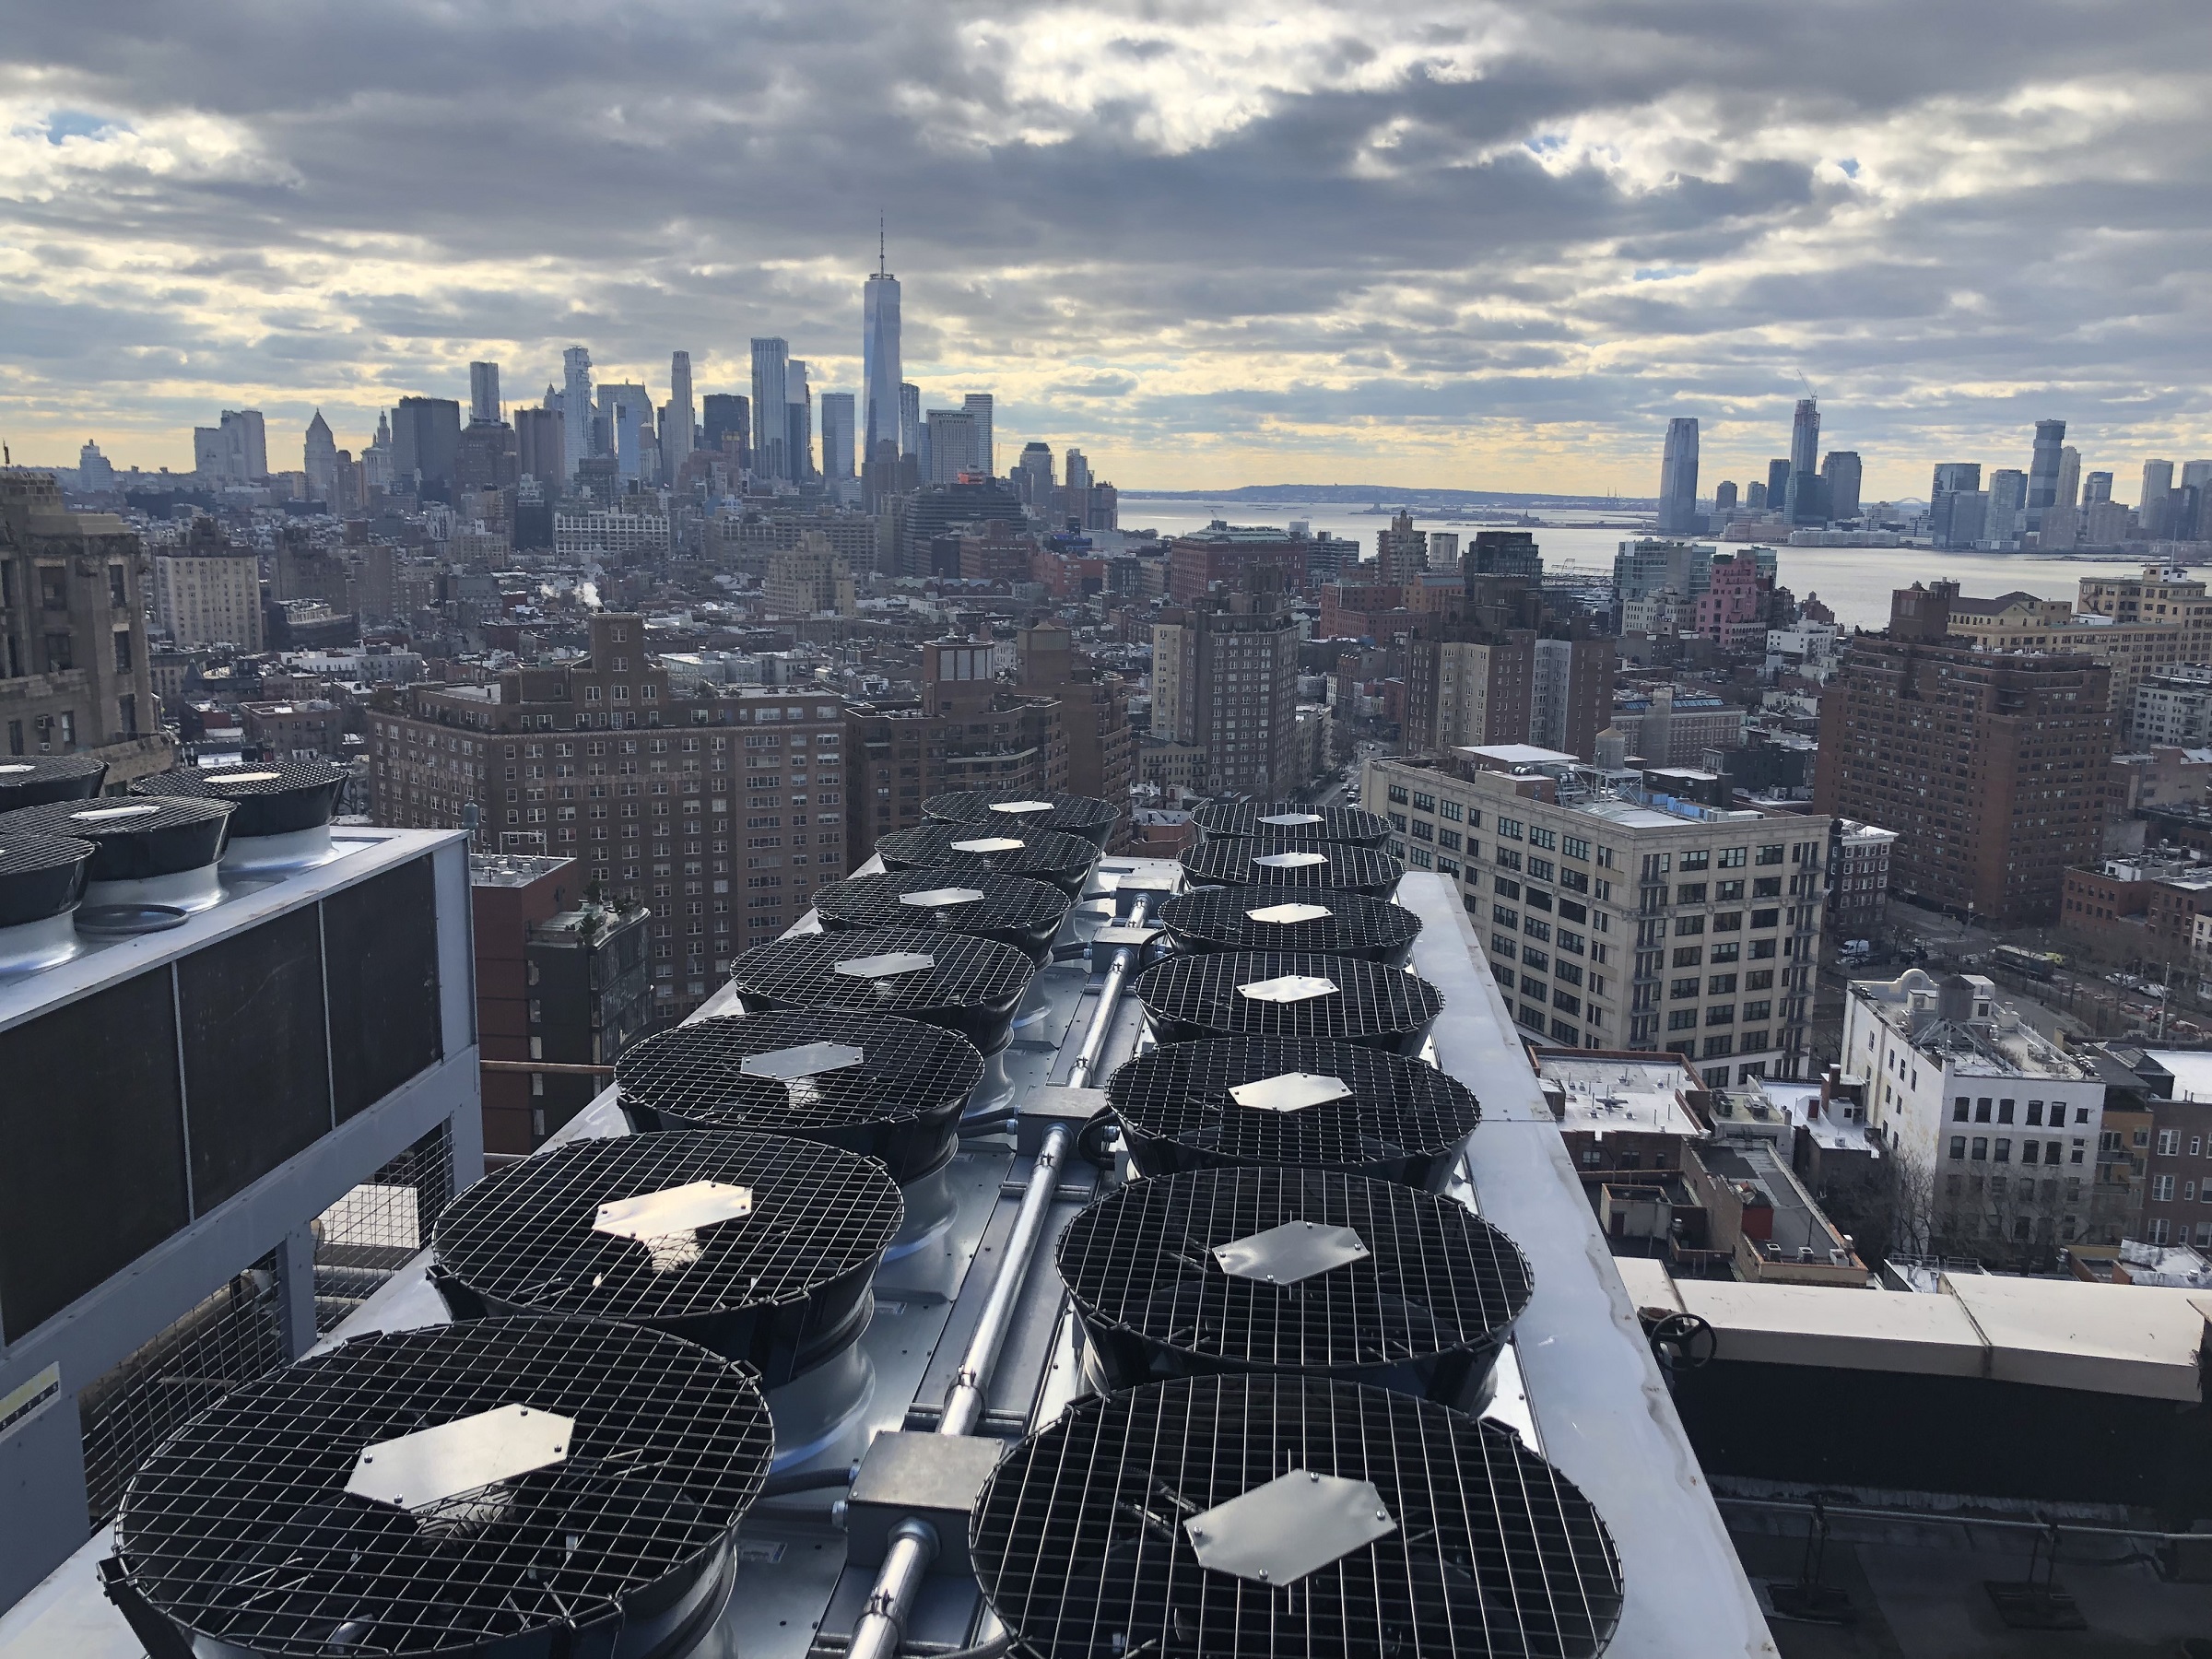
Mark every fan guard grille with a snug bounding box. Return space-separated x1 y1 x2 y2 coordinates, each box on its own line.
1134 951 1442 1051
113 1316 772 1659
875 821 1100 892
1191 801 1392 846
971 1372 1623 1659
618 1010 982 1132
1058 1165 1532 1376
430 1130 900 1326
1180 841 1403 898
1105 1036 1480 1184
1157 888 1420 962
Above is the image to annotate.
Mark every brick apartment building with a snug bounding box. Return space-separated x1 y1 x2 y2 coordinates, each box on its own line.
370 613 847 1021
1816 582 2113 925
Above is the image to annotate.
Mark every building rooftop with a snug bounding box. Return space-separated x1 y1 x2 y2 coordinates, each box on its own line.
1535 1053 1710 1139
1850 969 2094 1081
468 853 571 888
1458 742 1583 770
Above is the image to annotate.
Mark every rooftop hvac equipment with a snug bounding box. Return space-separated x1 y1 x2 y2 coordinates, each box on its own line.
971 1372 1624 1659
133 759 348 873
430 1129 898 1383
1180 840 1404 900
0 795 233 923
100 1316 773 1659
729 926 1036 1058
1058 1165 1533 1409
617 1010 985 1295
922 786 1119 850
1191 800 1393 848
1104 1035 1481 1187
0 752 106 813
0 829 95 972
617 1010 982 1182
811 866 1073 962
1157 886 1421 965
1134 950 1442 1055
876 819 1100 898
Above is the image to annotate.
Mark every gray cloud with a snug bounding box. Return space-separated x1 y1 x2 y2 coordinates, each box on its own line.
0 0 2207 493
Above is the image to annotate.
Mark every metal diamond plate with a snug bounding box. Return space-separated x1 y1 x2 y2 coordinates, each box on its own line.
1236 974 1340 1004
833 950 938 979
1212 1220 1371 1285
1183 1469 1396 1584
1251 851 1328 869
899 887 986 908
1229 1072 1352 1112
739 1041 866 1082
1246 901 1334 924
345 1404 574 1511
593 1180 755 1240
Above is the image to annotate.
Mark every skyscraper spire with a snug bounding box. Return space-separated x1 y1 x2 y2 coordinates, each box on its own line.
878 211 887 277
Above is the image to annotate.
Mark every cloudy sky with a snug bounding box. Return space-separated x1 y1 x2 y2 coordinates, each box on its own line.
4 0 2208 497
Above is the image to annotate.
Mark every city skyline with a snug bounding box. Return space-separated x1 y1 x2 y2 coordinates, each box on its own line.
5 3 2211 493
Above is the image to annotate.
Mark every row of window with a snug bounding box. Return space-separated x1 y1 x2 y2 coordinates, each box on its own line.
1951 1096 2085 1126
1948 1135 2087 1165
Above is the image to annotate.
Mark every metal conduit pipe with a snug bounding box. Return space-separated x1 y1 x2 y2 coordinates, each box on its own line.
1065 890 1153 1089
841 1120 1076 1659
845 1519 939 1659
938 1123 1072 1439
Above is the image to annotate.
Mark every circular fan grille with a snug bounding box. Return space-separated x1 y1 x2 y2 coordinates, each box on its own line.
0 796 233 880
971 1373 1623 1659
876 820 1100 895
922 787 1118 848
431 1130 901 1328
615 1010 983 1182
730 925 1036 1053
1059 1166 1532 1393
618 1010 982 1132
1191 801 1392 847
1134 951 1442 1053
812 867 1072 959
1179 841 1403 899
1157 887 1421 963
0 752 106 813
134 760 347 837
1105 1036 1480 1184
113 1317 773 1659
0 830 94 927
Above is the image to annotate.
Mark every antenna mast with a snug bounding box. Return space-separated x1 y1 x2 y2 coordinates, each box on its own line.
877 212 886 277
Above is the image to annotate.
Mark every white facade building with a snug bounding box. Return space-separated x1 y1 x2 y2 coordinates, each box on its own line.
1843 969 2105 1249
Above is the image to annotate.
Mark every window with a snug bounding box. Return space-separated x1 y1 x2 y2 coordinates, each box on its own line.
1679 850 1710 872
1977 1098 1994 1123
1491 935 1518 960
1950 1135 1968 1159
1718 847 1747 868
1753 877 1782 899
1971 1137 1988 1160
1524 918 1551 943
1494 905 1518 927
1670 977 1700 999
1668 1009 1698 1030
1530 827 1557 851
1411 791 1436 812
1522 949 1550 974
1993 1138 2011 1163
1704 1005 1734 1026
1757 843 1784 865
1707 973 1737 994
1672 946 1702 968
1675 915 1704 936
2026 1100 2043 1126
1997 1100 2015 1124
1562 835 1590 861
2153 1174 2176 1202
1499 817 1524 841
1441 800 1464 822
1709 941 1740 963
1677 883 1708 904
2159 1129 2181 1156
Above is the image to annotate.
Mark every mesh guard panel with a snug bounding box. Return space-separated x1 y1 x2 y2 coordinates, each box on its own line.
1105 1036 1479 1185
112 1317 773 1659
971 1373 1623 1659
